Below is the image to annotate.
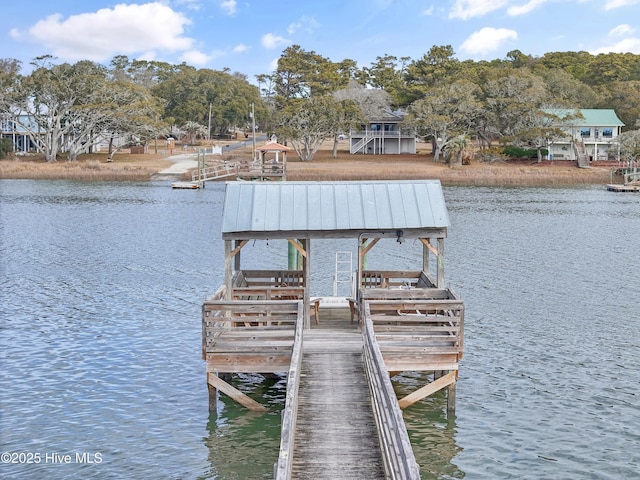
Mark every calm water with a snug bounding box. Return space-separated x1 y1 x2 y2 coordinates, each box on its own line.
1 179 639 479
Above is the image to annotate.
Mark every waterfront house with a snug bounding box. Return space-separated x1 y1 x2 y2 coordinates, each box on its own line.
349 110 416 155
1 114 37 153
1 112 130 156
546 108 625 164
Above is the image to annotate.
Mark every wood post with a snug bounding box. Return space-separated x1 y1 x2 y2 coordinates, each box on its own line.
224 240 232 300
447 379 456 414
437 237 445 288
208 378 217 413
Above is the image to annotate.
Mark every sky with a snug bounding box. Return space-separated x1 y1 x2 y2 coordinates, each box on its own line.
3 0 640 82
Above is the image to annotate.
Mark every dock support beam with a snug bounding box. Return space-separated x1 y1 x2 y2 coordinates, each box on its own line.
207 372 268 412
397 371 457 411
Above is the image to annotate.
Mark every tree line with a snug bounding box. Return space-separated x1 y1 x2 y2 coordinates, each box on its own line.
1 45 640 163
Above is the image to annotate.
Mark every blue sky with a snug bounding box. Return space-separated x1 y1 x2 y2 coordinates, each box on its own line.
3 0 640 82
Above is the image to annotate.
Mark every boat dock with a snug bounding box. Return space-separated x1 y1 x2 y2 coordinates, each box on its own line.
606 183 640 192
607 166 640 192
201 180 464 479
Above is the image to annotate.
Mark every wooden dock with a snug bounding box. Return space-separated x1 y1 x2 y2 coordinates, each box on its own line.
606 183 640 192
290 329 386 479
203 180 464 479
203 276 463 480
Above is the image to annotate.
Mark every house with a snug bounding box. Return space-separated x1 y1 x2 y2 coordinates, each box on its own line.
0 115 37 153
1 113 129 155
546 109 625 164
349 110 416 155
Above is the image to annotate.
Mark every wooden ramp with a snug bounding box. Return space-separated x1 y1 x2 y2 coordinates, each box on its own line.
291 330 385 479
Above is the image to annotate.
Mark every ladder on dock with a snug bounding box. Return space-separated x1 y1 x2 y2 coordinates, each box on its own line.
333 251 353 297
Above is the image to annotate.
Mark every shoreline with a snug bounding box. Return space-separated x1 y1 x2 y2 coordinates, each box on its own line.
0 149 618 187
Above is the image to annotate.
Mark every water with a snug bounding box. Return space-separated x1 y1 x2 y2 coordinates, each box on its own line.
1 180 639 479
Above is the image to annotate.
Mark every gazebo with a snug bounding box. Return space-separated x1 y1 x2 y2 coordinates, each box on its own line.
256 139 291 180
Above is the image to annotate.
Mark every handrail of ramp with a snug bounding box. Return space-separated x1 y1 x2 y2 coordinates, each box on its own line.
362 301 421 480
273 301 304 480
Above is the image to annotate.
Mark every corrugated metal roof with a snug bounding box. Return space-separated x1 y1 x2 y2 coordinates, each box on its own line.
221 180 450 237
546 108 625 126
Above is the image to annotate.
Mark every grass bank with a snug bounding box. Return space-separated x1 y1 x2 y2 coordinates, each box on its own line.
0 145 617 187
286 150 614 187
0 152 173 181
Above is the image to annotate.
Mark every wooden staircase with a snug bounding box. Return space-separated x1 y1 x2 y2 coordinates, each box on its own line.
574 140 590 168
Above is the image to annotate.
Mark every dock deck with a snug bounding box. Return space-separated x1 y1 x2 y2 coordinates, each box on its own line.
291 327 385 479
606 183 640 192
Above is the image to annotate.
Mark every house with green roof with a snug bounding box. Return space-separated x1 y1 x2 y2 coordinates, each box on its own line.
546 109 625 165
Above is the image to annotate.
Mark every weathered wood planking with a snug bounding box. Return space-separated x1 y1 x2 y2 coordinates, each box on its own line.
203 300 301 373
290 330 386 479
363 316 421 479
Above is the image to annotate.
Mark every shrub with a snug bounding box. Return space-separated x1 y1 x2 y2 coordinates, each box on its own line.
476 147 508 163
502 145 537 158
0 138 12 158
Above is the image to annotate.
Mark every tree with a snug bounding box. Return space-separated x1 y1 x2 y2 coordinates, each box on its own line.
359 54 410 107
5 57 164 162
446 134 470 166
8 56 82 161
0 58 21 111
404 45 461 103
334 80 392 119
538 68 601 108
273 45 354 106
255 73 276 104
482 69 548 139
406 80 482 163
181 121 208 144
276 96 354 161
109 55 179 87
152 67 265 137
598 80 640 131
514 114 570 163
616 129 640 164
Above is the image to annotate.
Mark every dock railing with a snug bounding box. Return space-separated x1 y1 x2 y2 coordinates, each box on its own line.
273 301 304 480
362 302 421 480
364 290 464 369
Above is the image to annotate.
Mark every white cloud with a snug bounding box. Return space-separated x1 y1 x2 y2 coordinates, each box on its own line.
261 33 289 49
16 3 193 62
9 28 21 40
175 0 202 11
459 27 518 56
233 44 249 53
609 24 636 37
604 0 640 10
449 0 509 20
422 6 435 15
590 37 640 54
220 0 237 15
179 49 212 65
287 16 319 35
507 0 548 16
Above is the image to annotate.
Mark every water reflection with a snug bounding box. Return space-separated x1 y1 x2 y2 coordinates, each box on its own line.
202 374 286 479
395 373 464 479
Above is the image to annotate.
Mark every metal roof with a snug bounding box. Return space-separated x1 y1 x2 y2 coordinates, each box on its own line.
221 180 450 239
546 108 625 127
